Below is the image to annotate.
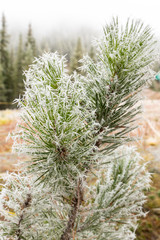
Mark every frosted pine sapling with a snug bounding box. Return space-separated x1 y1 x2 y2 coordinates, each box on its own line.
0 18 156 239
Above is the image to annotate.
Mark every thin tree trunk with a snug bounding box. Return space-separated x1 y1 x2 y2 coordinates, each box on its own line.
16 193 32 240
60 179 83 240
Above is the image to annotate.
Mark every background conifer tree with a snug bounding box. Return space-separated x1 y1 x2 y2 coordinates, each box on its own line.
15 34 25 97
26 24 36 56
0 63 6 104
70 37 83 73
24 24 37 70
8 48 16 102
0 18 156 240
89 46 96 61
0 14 10 103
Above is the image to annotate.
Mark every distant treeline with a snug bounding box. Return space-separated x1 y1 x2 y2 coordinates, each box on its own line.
0 14 96 109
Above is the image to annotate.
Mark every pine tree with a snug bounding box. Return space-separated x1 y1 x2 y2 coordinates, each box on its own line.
0 18 156 240
15 34 25 97
0 14 10 103
26 23 36 56
0 63 6 103
89 46 96 61
24 24 37 70
70 37 83 73
8 48 16 102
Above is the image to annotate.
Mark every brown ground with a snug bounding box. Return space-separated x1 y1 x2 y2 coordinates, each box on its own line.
0 110 28 173
135 89 160 240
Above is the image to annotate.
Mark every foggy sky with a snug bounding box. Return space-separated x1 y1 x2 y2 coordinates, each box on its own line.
1 0 160 38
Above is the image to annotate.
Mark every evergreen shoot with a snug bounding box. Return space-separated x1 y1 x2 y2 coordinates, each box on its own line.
0 18 156 240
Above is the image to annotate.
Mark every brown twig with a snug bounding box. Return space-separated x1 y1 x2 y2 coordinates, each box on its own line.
16 193 32 240
60 179 83 240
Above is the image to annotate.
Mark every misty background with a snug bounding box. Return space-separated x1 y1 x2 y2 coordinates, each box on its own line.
1 0 160 108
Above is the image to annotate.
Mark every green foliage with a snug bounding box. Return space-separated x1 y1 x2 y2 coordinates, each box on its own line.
0 173 69 239
81 17 156 154
0 147 151 240
13 53 99 190
76 147 150 240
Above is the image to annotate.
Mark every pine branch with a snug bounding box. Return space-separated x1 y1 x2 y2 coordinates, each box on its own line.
16 193 32 240
60 179 83 240
0 18 155 239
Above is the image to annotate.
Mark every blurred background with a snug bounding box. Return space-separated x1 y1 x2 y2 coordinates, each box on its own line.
0 0 160 239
